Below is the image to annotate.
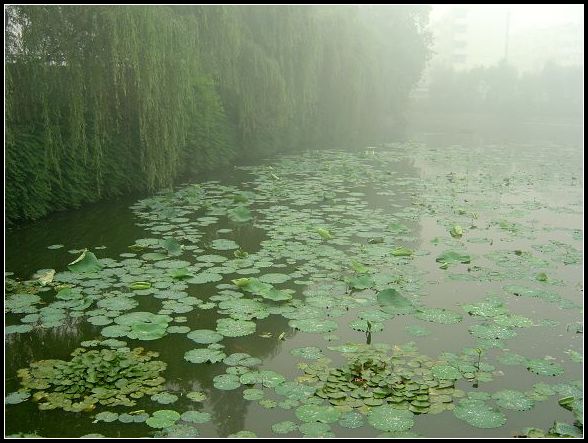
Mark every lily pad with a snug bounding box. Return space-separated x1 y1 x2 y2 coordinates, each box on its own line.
187 329 224 344
146 410 181 429
527 359 564 376
453 399 506 428
184 348 226 364
367 405 415 432
271 421 298 434
295 404 341 423
492 390 534 411
216 318 257 337
180 410 211 424
377 289 415 315
68 249 103 273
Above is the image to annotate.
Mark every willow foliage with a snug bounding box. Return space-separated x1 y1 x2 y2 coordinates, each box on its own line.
6 5 430 224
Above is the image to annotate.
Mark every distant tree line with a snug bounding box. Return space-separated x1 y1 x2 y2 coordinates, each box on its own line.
5 5 431 224
423 61 582 119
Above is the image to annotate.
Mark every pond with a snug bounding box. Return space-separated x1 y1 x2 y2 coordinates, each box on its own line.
5 137 583 438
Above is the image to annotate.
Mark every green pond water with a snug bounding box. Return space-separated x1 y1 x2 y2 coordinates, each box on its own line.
5 138 583 438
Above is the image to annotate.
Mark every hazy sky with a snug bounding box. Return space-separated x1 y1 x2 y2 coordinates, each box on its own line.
430 4 583 31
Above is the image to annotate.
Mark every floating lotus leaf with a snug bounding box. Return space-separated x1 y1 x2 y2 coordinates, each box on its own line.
187 329 224 344
151 392 178 404
47 244 64 250
549 422 583 438
436 251 471 265
453 399 506 428
290 347 324 360
68 249 103 273
316 228 332 240
161 238 182 256
274 382 316 400
228 206 252 223
211 239 239 250
338 411 365 429
462 298 508 317
392 246 413 257
184 348 226 364
492 314 533 328
376 289 415 315
129 281 151 290
259 273 290 284
295 404 341 423
146 410 181 429
527 359 564 376
159 424 199 438
169 268 194 280
223 353 262 367
188 272 223 284
469 323 516 340
186 391 207 402
239 370 285 388
349 319 384 332
289 318 338 333
213 374 241 390
415 308 462 324
497 352 527 365
5 391 31 405
298 422 334 437
492 390 534 411
216 318 256 337
6 325 34 334
94 411 119 423
271 421 298 434
5 293 42 314
259 399 277 409
227 430 257 438
431 364 462 380
97 296 138 312
358 310 392 322
347 274 375 290
180 410 211 423
367 405 415 432
243 388 264 400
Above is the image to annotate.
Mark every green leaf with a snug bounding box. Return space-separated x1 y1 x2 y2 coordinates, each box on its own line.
316 227 332 240
187 329 224 344
160 238 182 256
392 246 413 257
492 390 534 411
184 348 226 364
436 250 471 266
527 359 564 376
180 410 211 424
228 206 252 223
146 410 181 429
271 421 298 434
368 405 415 432
453 399 506 428
376 288 415 314
68 249 103 273
295 404 341 423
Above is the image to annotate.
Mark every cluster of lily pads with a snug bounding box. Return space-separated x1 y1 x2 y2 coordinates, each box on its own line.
14 341 166 412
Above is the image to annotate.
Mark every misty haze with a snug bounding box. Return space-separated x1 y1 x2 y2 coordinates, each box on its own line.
4 5 583 439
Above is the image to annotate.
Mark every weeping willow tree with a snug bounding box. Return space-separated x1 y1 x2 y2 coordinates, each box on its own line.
6 5 430 224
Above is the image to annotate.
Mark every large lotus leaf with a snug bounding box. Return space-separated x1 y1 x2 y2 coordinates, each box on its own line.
5 391 31 405
274 382 316 400
243 388 264 401
367 405 415 432
436 250 471 265
101 324 129 338
146 410 181 429
492 314 533 328
94 411 119 423
68 249 103 273
391 246 413 257
228 206 252 223
169 268 194 280
259 273 291 284
298 422 334 437
159 424 199 438
453 399 506 428
376 289 415 315
151 392 178 404
161 238 182 256
6 325 34 334
211 239 239 251
492 390 534 411
213 374 241 390
116 312 172 327
216 318 256 337
462 298 508 318
271 421 298 434
290 347 323 360
316 227 332 240
223 353 262 367
431 364 462 380
415 308 463 324
184 348 226 364
349 319 384 332
289 318 338 333
450 225 464 238
186 391 207 402
235 278 273 295
187 329 224 344
260 288 292 302
347 274 375 290
5 293 42 314
97 296 138 312
338 411 365 429
295 404 341 423
239 370 285 388
180 410 211 424
549 422 583 438
469 323 517 340
527 359 564 376
128 322 168 341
